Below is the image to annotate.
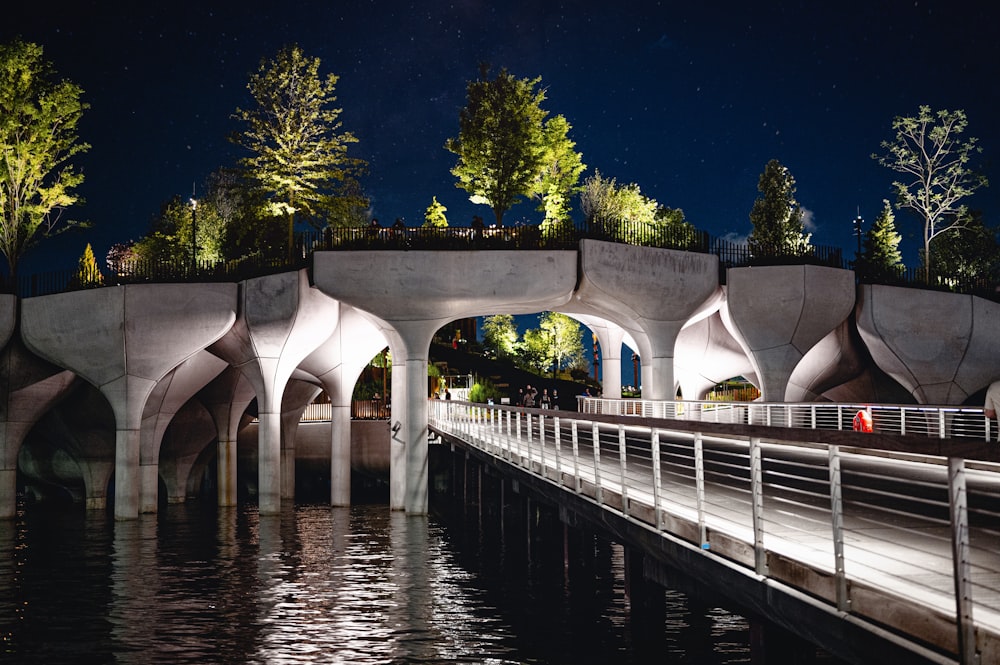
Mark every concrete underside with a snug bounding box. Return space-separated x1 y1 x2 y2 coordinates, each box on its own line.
5 242 1000 518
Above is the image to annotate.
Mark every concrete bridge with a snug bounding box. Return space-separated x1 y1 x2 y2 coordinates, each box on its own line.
2 240 999 521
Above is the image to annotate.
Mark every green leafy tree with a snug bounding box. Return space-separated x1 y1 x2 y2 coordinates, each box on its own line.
580 171 698 247
481 314 519 360
747 159 811 257
423 196 448 228
534 114 586 233
231 44 367 260
0 39 89 281
132 194 225 265
520 312 584 377
446 67 550 227
854 200 904 281
928 210 999 289
874 106 989 282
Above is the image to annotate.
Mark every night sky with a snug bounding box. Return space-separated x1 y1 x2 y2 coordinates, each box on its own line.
6 0 999 274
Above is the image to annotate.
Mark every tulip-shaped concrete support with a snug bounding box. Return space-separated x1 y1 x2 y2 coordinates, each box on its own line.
675 311 756 400
138 350 228 512
313 250 577 514
21 284 238 519
279 379 324 500
574 315 629 398
298 303 389 507
722 266 856 402
208 270 339 515
572 241 721 400
856 284 1000 404
197 366 256 507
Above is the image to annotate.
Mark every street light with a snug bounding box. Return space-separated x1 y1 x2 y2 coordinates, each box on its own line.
853 211 863 257
189 197 198 274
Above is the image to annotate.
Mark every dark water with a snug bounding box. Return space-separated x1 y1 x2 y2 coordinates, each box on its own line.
0 499 768 664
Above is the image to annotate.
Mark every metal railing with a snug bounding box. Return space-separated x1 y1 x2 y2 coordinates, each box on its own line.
577 398 998 442
428 399 1000 664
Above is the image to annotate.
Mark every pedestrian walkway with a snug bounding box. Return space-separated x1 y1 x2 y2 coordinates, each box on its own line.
428 400 1000 665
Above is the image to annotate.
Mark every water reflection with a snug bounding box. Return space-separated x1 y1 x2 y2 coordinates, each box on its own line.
0 501 762 664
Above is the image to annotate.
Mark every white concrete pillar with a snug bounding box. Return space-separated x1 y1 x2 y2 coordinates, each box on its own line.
404 356 429 515
0 468 14 519
389 354 407 511
257 411 282 514
139 463 159 513
330 403 351 506
115 428 141 520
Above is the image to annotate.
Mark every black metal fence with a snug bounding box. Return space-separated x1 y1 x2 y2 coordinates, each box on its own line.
4 221 996 301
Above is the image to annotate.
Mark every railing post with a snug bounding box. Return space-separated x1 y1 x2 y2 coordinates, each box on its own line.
939 409 947 439
571 421 581 493
525 413 533 471
651 430 663 531
694 433 708 549
617 425 629 518
749 436 768 575
592 422 603 505
948 457 976 665
539 414 547 478
515 411 522 462
553 416 562 486
828 445 849 612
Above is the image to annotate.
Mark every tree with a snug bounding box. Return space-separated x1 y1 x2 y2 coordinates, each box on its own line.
580 171 698 247
747 159 811 257
481 314 519 360
231 44 367 260
423 196 448 228
854 200 904 281
874 106 989 282
70 243 102 288
0 39 89 282
132 194 225 265
533 114 586 233
446 67 550 227
520 312 584 378
929 210 999 289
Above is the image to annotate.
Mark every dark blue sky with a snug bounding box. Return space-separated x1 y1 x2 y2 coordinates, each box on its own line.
6 0 998 273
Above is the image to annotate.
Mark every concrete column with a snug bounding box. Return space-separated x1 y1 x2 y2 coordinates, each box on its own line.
0 469 14 519
217 437 237 507
139 463 159 513
389 353 407 510
257 411 281 514
330 403 351 506
198 367 255 508
115 428 142 518
208 270 340 516
404 356 429 514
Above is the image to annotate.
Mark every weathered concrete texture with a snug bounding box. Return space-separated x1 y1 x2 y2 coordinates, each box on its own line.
20 284 238 519
208 269 339 514
856 284 1000 404
314 250 578 515
0 338 78 518
675 311 757 400
157 397 218 503
723 265 856 402
573 240 721 399
279 378 324 500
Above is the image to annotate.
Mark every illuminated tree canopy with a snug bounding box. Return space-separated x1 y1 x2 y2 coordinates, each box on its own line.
231 44 367 259
0 39 89 281
747 159 812 257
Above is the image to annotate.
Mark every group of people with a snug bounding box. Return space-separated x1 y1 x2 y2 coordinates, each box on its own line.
516 384 558 410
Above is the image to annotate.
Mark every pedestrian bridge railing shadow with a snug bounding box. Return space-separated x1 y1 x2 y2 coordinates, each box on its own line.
428 399 1000 665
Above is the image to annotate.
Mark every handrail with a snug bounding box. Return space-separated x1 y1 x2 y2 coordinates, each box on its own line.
577 397 998 443
428 399 999 663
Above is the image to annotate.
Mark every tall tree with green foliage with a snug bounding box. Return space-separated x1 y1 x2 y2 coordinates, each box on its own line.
928 210 999 288
747 159 811 258
423 196 448 228
71 242 102 288
231 44 367 260
520 312 584 377
446 66 562 227
481 314 519 360
580 171 696 247
534 114 586 233
0 39 89 281
873 106 989 282
132 193 225 265
854 200 904 281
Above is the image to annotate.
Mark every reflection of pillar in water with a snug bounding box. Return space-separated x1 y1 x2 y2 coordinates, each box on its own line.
390 512 437 662
110 518 159 655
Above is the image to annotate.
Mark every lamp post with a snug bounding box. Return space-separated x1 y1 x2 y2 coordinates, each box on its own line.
853 211 863 257
189 197 198 274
